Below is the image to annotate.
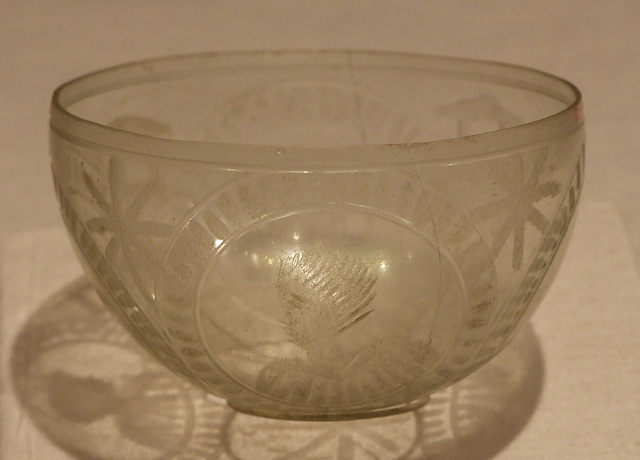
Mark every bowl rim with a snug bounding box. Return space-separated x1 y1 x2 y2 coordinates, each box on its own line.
50 49 583 170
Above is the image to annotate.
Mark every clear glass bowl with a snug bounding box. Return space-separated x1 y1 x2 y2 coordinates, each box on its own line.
50 50 584 420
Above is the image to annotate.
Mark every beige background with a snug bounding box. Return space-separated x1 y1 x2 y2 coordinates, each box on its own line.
2 1 639 459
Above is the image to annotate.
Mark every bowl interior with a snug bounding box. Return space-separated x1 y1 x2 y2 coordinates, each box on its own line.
55 51 578 151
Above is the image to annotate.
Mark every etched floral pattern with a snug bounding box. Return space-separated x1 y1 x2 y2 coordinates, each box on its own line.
470 154 561 271
157 171 496 414
255 243 435 406
83 158 173 294
276 243 377 346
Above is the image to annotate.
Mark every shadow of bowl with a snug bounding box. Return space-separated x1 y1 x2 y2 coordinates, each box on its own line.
11 277 544 460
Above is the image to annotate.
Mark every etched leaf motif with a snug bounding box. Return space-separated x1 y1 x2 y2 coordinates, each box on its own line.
276 243 377 351
256 243 436 406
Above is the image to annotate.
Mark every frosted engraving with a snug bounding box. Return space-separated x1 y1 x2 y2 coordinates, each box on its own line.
84 158 173 293
276 244 377 348
469 154 561 271
55 174 190 379
480 146 585 358
256 243 434 406
159 172 490 414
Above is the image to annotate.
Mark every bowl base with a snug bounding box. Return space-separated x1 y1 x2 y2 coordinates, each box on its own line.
227 396 431 421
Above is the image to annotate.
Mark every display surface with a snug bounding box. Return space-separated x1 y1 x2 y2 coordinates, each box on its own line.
50 50 584 420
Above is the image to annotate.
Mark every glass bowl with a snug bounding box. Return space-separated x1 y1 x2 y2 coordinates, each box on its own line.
50 50 584 420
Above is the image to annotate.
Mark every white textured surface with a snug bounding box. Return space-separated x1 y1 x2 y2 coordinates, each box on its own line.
2 1 640 458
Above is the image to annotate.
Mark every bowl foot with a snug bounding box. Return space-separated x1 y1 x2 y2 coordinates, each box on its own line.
227 396 431 421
